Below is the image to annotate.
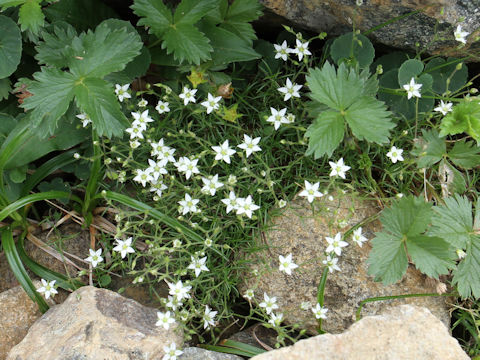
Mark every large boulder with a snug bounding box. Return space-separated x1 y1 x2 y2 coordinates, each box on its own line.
259 0 480 57
240 191 451 334
251 305 469 360
7 286 183 360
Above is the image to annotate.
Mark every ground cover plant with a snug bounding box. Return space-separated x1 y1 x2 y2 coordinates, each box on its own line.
1 0 480 358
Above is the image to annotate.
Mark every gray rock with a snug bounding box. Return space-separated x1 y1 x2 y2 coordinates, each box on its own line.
240 191 451 334
7 286 183 360
251 305 469 360
259 0 480 57
180 347 243 360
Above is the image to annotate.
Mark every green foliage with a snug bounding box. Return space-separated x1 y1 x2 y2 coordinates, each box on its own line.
368 196 455 284
331 32 375 68
305 61 394 158
0 0 51 34
424 57 468 95
0 15 22 78
440 98 480 144
21 19 143 138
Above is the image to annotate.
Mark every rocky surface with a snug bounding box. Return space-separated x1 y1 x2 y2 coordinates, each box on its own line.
240 191 451 334
259 0 480 57
7 286 183 360
0 281 54 360
180 347 243 359
251 305 469 360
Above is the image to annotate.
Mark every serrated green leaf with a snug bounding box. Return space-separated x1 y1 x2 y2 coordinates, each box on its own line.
0 77 11 100
221 20 257 45
453 235 480 298
398 59 423 86
440 99 480 144
360 68 379 97
406 235 454 278
161 23 212 65
132 0 172 36
74 77 128 138
18 0 44 34
331 32 375 68
448 140 480 169
429 194 473 249
174 0 219 25
306 62 364 111
70 20 143 78
36 22 77 68
21 68 76 132
424 57 468 95
411 129 446 168
0 15 22 78
225 0 262 22
105 46 151 84
305 111 344 159
0 0 26 8
367 231 408 285
344 96 393 144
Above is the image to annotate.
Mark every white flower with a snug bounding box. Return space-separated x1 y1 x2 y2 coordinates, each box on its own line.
175 157 199 180
162 342 183 360
132 110 154 127
351 227 368 247
456 249 467 259
286 112 295 123
259 293 279 315
76 113 91 127
386 146 404 163
138 98 148 107
112 237 135 259
291 39 311 61
266 107 288 130
130 140 141 149
156 311 176 329
298 180 323 203
85 248 103 268
322 255 340 273
243 289 254 301
403 78 422 99
329 158 351 179
74 153 80 159
133 168 154 187
221 191 240 214
300 301 311 310
434 100 453 115
311 303 328 319
268 312 284 327
278 199 287 208
201 93 222 114
179 86 197 105
236 195 260 219
277 78 302 101
212 140 236 164
274 40 290 61
166 295 183 311
178 193 199 215
325 233 349 256
278 253 299 275
237 134 261 158
147 158 168 180
115 84 131 102
125 123 145 140
151 139 176 162
36 279 58 299
187 256 209 277
156 100 170 114
204 238 213 247
167 280 191 301
203 305 218 329
201 174 224 196
150 178 168 197
454 25 469 44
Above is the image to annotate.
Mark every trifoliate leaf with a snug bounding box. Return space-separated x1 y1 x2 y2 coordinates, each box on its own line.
411 129 446 168
305 111 344 159
36 22 77 68
406 235 454 278
453 236 480 299
174 0 218 25
74 77 128 138
0 15 22 78
330 32 375 68
440 98 480 143
429 194 473 249
398 59 423 86
18 0 44 34
367 231 408 285
448 140 480 169
132 0 172 35
344 96 393 144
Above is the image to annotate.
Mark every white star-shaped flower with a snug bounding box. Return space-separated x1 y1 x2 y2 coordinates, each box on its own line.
115 84 131 102
201 93 222 114
237 134 261 158
325 233 349 256
212 140 236 164
266 107 288 130
156 311 176 329
150 178 168 197
386 146 404 163
298 180 323 203
165 295 183 311
259 292 279 315
147 158 168 180
162 342 183 360
201 174 224 196
454 25 469 44
311 303 328 319
132 110 154 127
434 100 453 115
221 191 240 214
155 100 170 114
269 312 284 327
125 123 145 140
329 158 351 179
235 195 260 219
76 113 91 127
85 248 103 268
277 78 302 101
322 255 341 273
187 256 209 277
179 86 197 105
166 280 191 302
138 98 148 107
403 78 422 99
278 253 299 275
202 305 218 329
178 193 199 215
175 157 199 180
112 237 135 258
133 168 154 187
274 40 290 61
351 227 368 247
36 279 58 299
291 39 312 61
243 289 254 301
